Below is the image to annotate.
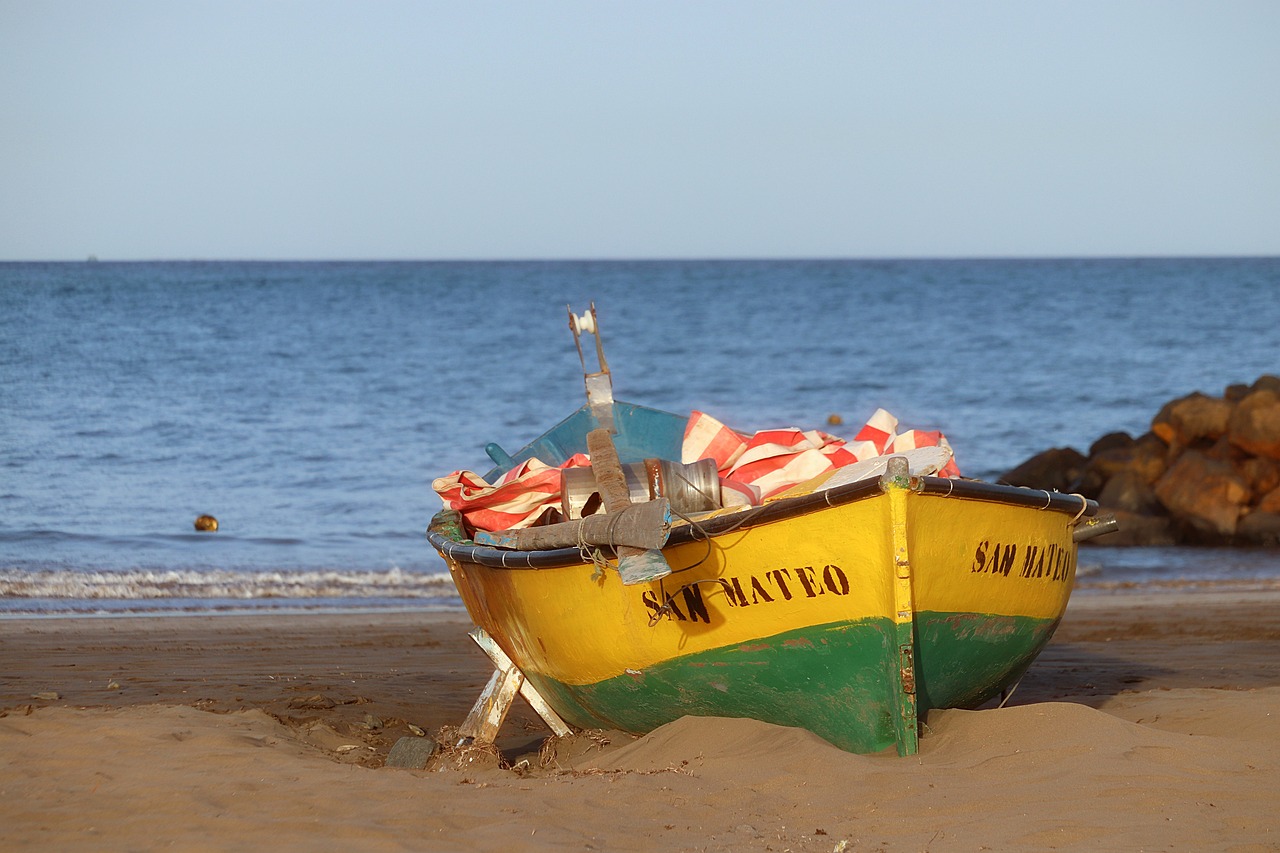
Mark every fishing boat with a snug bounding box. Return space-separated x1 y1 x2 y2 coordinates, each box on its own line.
426 307 1117 755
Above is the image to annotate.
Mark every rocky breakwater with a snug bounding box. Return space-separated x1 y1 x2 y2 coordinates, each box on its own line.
999 375 1280 547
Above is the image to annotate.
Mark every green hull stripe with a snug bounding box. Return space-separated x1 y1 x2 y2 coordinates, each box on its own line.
914 611 1061 711
527 611 1058 754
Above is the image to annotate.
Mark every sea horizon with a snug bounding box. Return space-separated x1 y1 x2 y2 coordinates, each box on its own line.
6 252 1280 265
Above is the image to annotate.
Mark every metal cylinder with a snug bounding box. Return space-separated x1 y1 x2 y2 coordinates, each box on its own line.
562 458 721 520
1072 514 1120 542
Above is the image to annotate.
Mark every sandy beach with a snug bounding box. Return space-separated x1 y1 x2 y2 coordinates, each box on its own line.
3 589 1279 852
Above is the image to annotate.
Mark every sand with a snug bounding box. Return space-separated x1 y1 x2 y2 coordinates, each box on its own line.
3 590 1279 852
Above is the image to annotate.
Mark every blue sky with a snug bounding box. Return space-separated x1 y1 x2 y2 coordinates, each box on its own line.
2 1 1277 260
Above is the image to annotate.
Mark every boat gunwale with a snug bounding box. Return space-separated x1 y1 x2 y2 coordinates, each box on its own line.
428 475 1098 570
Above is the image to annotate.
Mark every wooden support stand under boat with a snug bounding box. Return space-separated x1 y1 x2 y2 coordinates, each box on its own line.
456 628 573 747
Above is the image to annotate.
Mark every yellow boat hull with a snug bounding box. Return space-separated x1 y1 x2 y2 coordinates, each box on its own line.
430 471 1096 755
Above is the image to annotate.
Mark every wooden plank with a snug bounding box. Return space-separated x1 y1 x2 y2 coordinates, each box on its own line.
586 429 672 585
473 498 671 551
456 661 523 745
467 628 574 739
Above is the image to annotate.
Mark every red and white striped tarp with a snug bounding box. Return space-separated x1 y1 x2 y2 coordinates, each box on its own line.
433 410 960 532
432 453 591 533
683 408 960 506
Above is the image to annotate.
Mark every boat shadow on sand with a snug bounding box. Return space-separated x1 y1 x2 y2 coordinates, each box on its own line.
981 645 1174 711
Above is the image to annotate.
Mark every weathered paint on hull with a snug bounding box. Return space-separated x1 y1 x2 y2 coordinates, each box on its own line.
529 618 902 753
913 610 1062 712
521 611 1055 754
436 481 1082 754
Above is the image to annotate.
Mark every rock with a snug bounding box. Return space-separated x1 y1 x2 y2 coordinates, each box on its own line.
1088 432 1134 457
1225 383 1252 402
1258 486 1280 514
1238 457 1280 499
1074 449 1130 495
1151 392 1234 448
999 447 1087 492
1073 449 1125 498
1227 390 1280 461
1097 510 1178 547
1204 434 1250 465
1237 511 1280 546
1252 374 1280 395
1127 433 1172 483
1073 433 1168 498
1153 450 1250 540
1097 471 1163 515
1009 376 1280 548
288 694 336 710
385 735 439 769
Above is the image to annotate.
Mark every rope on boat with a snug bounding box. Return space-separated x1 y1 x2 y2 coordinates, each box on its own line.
574 514 614 581
647 577 727 627
653 504 715 578
1068 493 1089 525
998 676 1024 708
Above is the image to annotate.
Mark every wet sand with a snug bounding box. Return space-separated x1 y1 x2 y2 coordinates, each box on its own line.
3 589 1279 851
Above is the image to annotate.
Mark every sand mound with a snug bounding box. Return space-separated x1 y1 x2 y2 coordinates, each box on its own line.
581 714 869 777
1100 685 1280 742
581 693 1280 779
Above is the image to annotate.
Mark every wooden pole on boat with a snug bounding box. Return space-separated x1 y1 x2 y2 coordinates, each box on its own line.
586 428 673 585
473 498 672 551
882 455 921 756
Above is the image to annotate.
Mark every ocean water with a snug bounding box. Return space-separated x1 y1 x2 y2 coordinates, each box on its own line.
3 258 1279 615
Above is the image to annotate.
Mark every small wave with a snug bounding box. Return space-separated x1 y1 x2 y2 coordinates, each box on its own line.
0 566 457 601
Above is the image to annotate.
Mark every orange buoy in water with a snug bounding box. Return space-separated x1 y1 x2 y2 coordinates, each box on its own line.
194 515 219 532
826 413 844 426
